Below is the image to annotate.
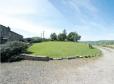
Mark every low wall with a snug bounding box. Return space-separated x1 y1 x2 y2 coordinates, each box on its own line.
20 54 84 61
20 54 97 61
20 54 51 61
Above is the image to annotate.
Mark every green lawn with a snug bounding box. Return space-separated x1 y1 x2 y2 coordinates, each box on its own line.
27 41 101 58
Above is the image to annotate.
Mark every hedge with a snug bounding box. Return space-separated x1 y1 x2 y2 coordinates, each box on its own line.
0 41 28 62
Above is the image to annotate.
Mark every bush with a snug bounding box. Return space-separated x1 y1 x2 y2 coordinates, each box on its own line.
88 44 94 49
24 37 42 43
0 41 28 62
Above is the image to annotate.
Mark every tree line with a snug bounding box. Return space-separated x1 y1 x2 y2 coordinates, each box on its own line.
50 29 81 42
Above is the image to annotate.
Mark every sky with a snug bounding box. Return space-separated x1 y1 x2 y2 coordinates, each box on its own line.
0 0 114 41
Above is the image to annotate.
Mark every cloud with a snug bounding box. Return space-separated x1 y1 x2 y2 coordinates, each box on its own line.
49 0 99 26
71 21 114 41
62 0 98 18
68 0 97 14
0 0 37 15
0 0 113 40
0 14 61 38
0 0 64 38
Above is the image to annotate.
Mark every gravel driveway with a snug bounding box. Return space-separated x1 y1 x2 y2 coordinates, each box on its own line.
0 47 114 84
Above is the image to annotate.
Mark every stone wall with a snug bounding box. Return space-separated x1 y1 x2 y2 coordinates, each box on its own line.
0 24 23 43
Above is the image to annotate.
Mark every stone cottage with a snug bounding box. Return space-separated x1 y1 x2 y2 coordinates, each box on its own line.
0 24 23 43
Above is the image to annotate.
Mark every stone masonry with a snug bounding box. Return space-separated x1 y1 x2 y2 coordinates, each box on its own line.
0 24 23 43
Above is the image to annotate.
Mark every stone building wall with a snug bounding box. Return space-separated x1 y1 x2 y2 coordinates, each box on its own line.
0 24 23 43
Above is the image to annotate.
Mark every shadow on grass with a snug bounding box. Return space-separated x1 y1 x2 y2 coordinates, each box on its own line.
25 51 33 54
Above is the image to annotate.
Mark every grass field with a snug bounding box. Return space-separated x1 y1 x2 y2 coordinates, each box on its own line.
27 41 101 58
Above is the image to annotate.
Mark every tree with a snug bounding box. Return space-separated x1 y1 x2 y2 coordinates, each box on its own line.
63 29 67 35
67 32 81 42
58 33 66 41
50 33 57 41
57 29 67 41
62 29 67 40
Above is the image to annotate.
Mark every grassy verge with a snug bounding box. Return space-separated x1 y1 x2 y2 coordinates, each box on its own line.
27 41 101 58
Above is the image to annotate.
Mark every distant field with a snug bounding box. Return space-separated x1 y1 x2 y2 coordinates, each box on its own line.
81 40 114 45
103 45 114 49
27 41 101 58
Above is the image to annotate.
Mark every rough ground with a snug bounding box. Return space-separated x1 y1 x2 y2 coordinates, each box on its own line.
0 47 114 84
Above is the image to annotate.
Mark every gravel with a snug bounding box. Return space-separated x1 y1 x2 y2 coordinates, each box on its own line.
0 47 114 84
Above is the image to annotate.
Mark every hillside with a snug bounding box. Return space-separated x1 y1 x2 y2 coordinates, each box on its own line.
81 40 114 46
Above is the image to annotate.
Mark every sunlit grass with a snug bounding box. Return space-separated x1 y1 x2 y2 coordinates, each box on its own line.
27 41 101 58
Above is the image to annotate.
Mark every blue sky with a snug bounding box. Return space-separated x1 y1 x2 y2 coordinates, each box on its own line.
0 0 114 41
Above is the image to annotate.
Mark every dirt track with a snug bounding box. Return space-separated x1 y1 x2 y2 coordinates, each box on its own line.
0 47 114 84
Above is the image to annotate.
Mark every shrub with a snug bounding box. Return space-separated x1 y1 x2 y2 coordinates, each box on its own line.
0 41 28 62
24 37 42 43
88 44 94 49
